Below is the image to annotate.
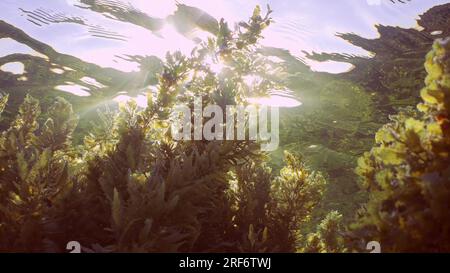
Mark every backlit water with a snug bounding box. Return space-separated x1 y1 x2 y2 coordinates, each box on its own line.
0 0 449 106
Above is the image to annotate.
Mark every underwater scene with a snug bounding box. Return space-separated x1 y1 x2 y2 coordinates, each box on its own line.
0 0 449 253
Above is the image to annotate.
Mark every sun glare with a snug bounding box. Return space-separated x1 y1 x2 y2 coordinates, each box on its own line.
243 75 264 87
55 84 91 97
204 56 226 74
247 95 302 108
0 62 25 75
309 60 355 74
113 94 148 108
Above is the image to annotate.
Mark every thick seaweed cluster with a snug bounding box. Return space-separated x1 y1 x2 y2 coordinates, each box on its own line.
353 38 450 252
0 94 343 252
0 6 343 253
